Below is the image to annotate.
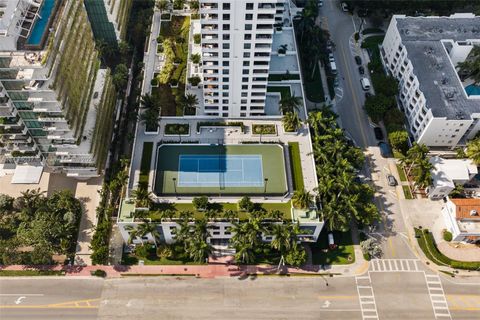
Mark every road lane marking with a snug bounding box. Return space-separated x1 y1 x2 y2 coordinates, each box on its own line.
424 274 452 319
0 298 100 309
0 294 44 296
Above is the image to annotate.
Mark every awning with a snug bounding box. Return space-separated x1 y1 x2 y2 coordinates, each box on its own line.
11 165 44 184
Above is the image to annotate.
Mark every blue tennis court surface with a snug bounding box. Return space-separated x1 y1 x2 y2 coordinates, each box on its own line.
178 155 264 187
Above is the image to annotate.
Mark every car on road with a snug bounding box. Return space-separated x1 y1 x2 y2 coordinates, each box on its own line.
373 127 384 140
328 53 335 62
378 142 392 158
355 56 362 65
318 0 323 7
360 77 371 90
341 2 349 12
358 66 365 75
386 174 398 186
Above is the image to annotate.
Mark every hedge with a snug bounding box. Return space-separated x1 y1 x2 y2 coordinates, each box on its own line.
415 228 480 270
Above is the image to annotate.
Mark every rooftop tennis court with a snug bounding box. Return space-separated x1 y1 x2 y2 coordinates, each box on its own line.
154 144 288 196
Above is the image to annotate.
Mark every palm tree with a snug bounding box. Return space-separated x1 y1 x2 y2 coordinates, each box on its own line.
292 189 313 209
234 242 255 264
140 108 160 130
400 143 429 176
180 93 199 110
125 225 142 245
466 138 480 165
137 221 161 247
269 224 291 259
223 210 238 221
282 112 301 132
279 94 302 114
131 187 151 208
156 0 169 12
140 94 159 111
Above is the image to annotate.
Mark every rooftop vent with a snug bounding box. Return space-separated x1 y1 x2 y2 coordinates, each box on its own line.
470 209 478 216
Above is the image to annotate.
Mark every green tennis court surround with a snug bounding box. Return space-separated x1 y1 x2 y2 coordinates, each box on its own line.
154 144 288 196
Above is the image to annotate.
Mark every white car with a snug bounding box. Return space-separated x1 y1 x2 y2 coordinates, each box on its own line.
319 1 323 7
328 53 335 62
360 77 371 90
341 2 349 12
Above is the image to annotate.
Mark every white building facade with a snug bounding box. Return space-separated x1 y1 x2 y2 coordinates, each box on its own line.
381 14 480 148
200 0 287 117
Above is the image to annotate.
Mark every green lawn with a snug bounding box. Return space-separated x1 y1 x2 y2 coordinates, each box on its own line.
361 35 385 50
396 164 407 182
304 67 325 103
154 144 288 196
148 201 292 221
0 270 65 276
402 186 413 199
139 142 153 187
268 73 300 81
311 230 355 265
122 245 204 266
288 142 304 191
267 86 291 99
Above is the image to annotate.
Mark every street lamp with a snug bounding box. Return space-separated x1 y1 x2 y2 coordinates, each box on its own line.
264 178 269 199
172 178 177 198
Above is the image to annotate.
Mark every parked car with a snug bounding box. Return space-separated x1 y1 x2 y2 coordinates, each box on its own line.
378 142 392 158
358 66 365 75
355 56 362 65
360 77 371 90
387 174 398 186
319 0 323 7
341 2 349 12
373 127 384 140
328 53 335 62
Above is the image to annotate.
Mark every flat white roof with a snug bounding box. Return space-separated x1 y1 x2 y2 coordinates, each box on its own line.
11 165 43 184
430 156 477 187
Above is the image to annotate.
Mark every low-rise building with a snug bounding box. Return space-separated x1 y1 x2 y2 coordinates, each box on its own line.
381 14 480 148
442 198 480 243
427 156 477 200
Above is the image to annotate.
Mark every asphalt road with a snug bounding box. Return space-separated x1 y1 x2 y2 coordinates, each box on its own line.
320 0 377 148
1 272 478 319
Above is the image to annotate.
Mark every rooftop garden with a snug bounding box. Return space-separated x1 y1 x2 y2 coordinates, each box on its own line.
288 142 304 191
152 15 191 116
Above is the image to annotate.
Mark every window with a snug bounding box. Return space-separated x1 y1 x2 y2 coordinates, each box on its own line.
223 69 229 74
244 43 251 49
223 85 229 89
242 77 249 83
222 52 230 58
244 34 252 40
240 113 246 117
243 69 249 74
223 43 230 49
246 3 254 10
223 3 230 10
243 61 250 66
242 85 248 89
222 61 229 66
243 52 250 58
222 77 229 82
241 92 248 97
222 106 228 111
223 24 230 30
222 99 229 104
223 34 230 40
241 106 247 110
245 14 253 20
222 92 229 97
223 14 230 20
245 24 252 30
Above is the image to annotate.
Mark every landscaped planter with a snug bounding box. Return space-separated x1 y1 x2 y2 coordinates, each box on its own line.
164 123 190 136
144 127 160 135
196 121 245 134
252 124 277 136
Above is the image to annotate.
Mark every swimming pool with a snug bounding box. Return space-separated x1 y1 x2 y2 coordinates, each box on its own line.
465 84 480 96
27 0 56 46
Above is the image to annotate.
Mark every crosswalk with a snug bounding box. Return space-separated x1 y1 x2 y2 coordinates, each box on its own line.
355 275 379 320
425 274 452 320
370 259 420 272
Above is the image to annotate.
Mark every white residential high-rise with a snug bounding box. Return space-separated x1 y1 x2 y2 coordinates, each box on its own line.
381 14 480 148
200 0 286 118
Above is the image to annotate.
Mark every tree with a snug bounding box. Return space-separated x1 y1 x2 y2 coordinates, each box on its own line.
192 196 209 211
284 243 307 267
131 187 151 208
180 93 199 110
466 138 480 165
136 221 161 247
223 210 238 221
269 224 291 263
156 0 169 12
187 219 212 262
282 112 301 132
388 130 409 155
364 94 394 123
112 64 129 90
190 53 201 64
0 194 13 211
292 189 313 209
371 74 398 97
140 93 160 111
279 94 302 114
360 238 382 259
238 196 255 212
189 0 199 11
140 108 160 130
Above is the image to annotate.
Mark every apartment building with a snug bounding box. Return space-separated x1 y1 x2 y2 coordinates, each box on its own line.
381 14 480 148
199 0 288 117
85 0 133 43
0 0 117 181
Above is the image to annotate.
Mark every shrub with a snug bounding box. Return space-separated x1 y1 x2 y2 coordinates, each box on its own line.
151 78 159 86
157 35 164 43
191 13 200 20
193 33 201 44
0 194 14 211
173 57 182 64
190 53 201 64
169 78 178 86
156 245 173 259
192 196 209 211
91 269 107 277
238 196 255 212
443 230 453 242
135 245 150 258
388 130 409 155
173 0 185 10
188 76 201 86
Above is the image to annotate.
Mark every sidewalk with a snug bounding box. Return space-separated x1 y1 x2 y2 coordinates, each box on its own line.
0 258 369 279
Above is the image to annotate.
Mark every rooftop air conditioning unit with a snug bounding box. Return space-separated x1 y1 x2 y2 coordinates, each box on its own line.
470 209 478 216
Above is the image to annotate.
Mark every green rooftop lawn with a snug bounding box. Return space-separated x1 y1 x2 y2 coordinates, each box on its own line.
139 142 153 187
288 142 304 191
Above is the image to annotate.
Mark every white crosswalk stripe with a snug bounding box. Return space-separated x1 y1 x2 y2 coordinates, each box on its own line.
425 274 452 319
370 259 421 272
356 275 379 320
